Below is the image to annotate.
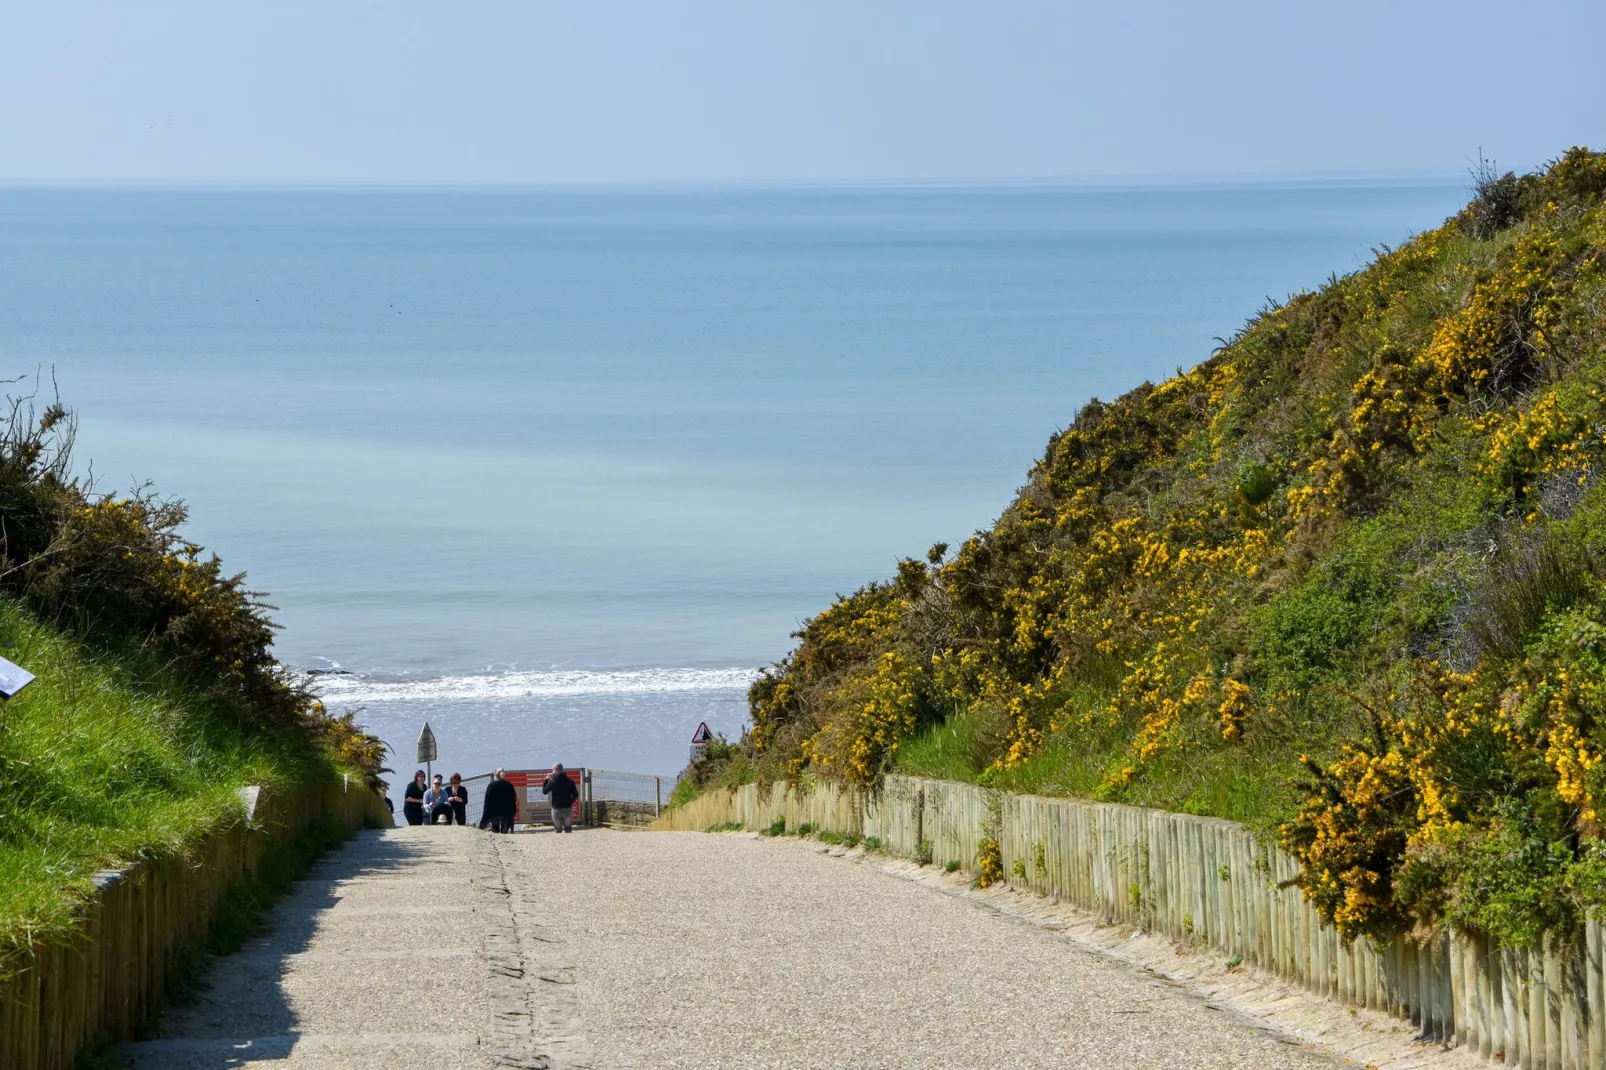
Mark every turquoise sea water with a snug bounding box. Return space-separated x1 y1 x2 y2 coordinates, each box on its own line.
0 181 1467 776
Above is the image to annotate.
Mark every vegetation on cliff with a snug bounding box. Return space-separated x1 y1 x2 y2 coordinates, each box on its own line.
702 148 1606 947
0 392 384 958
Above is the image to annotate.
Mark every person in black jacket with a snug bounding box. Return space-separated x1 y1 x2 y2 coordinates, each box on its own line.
447 772 470 826
402 770 427 826
542 763 579 834
479 768 519 833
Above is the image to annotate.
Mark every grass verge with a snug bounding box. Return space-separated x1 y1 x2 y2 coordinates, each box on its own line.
0 596 351 965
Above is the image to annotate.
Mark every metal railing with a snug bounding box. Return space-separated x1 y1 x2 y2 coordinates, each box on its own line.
586 768 678 827
439 767 680 829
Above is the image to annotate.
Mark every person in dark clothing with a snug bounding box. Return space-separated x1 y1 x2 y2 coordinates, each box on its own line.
542 763 579 834
402 770 427 826
447 772 469 826
479 768 519 833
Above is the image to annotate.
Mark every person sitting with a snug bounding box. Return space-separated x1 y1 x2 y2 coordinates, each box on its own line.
479 768 518 833
424 774 453 824
447 772 470 826
542 763 579 834
402 770 427 826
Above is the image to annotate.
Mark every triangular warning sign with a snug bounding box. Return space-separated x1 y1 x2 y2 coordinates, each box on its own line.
691 721 713 744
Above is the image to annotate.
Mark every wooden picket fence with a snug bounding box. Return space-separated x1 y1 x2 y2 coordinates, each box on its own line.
654 774 1606 1068
0 776 389 1070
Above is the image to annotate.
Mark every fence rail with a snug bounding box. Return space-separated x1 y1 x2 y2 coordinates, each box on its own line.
653 774 1606 1069
588 768 675 827
0 779 388 1070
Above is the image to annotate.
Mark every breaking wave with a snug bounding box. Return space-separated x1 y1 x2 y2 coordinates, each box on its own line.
308 666 760 705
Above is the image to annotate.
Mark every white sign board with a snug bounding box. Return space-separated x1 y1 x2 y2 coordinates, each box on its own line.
0 655 34 699
417 722 438 764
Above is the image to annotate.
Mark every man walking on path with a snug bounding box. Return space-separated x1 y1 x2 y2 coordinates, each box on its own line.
543 763 579 833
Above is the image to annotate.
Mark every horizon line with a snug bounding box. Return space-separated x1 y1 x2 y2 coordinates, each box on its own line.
0 168 1471 194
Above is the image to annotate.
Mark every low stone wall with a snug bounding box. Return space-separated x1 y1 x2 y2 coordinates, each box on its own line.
0 775 389 1070
592 799 661 828
654 774 1606 1069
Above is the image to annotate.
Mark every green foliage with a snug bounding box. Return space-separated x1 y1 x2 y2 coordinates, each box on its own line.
0 395 377 767
863 835 885 853
760 818 787 837
703 821 744 833
970 829 995 886
1468 155 1526 240
0 598 349 960
915 839 934 866
0 387 385 963
722 147 1606 945
666 731 754 811
943 859 961 873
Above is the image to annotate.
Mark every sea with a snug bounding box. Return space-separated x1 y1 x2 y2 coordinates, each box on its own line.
0 180 1468 779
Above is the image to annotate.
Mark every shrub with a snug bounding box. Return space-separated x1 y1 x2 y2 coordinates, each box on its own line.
975 836 1004 889
714 147 1606 944
0 389 383 785
1467 154 1524 239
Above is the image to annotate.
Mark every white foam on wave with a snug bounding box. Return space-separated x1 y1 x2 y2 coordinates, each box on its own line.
310 666 760 705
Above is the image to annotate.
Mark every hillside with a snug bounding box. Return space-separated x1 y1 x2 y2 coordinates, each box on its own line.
693 148 1606 946
0 395 384 960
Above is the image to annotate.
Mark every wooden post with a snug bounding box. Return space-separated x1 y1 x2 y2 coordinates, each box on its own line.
1588 918 1605 1070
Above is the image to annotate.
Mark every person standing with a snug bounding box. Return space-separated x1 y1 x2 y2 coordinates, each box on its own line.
424 774 452 824
480 768 518 833
447 772 470 826
542 763 579 834
402 770 427 826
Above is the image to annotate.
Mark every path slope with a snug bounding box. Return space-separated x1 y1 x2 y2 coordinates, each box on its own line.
510 828 1335 1069
122 825 1340 1068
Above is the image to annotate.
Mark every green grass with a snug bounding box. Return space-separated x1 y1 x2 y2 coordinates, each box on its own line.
0 596 345 962
895 705 1307 829
817 828 862 848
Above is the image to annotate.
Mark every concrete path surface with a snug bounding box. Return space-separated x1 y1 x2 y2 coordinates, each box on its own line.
122 825 1342 1069
119 826 585 1070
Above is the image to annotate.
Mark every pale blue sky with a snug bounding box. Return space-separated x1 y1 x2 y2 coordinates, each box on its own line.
2 1 1602 184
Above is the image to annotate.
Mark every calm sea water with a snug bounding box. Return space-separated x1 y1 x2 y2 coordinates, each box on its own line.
0 181 1466 777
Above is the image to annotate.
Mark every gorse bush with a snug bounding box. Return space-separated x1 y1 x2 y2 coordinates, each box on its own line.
0 386 386 957
0 390 382 781
701 147 1606 947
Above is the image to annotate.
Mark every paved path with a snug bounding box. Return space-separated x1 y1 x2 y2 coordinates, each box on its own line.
122 826 1340 1069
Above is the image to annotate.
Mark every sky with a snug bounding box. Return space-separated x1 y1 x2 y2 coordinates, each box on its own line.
1 1 1603 184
